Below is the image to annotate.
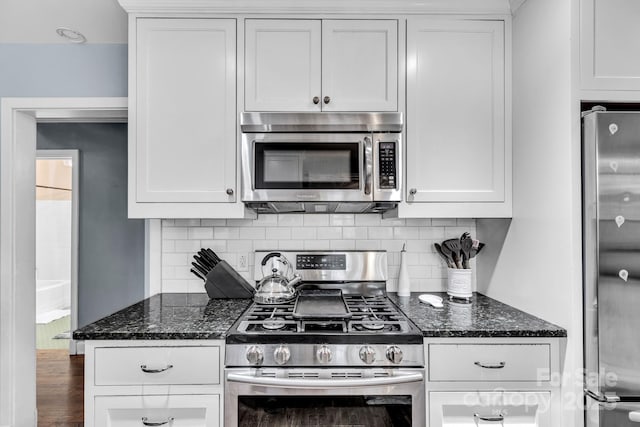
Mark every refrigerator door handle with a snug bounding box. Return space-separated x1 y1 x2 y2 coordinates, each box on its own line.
585 389 621 403
630 411 640 423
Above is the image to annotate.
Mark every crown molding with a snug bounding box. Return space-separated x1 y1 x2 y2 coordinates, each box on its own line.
116 0 512 16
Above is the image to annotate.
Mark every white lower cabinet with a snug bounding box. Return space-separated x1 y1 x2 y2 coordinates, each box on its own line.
425 338 563 427
95 395 219 426
430 391 551 426
85 341 224 427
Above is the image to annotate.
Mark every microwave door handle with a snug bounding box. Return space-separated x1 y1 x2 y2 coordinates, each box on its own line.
363 136 373 196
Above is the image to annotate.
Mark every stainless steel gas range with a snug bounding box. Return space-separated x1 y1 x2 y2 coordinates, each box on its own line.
224 250 425 427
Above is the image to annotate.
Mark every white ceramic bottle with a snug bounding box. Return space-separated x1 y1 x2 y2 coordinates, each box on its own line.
398 243 411 297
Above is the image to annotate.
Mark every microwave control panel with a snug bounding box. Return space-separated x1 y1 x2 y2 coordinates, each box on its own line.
378 141 397 189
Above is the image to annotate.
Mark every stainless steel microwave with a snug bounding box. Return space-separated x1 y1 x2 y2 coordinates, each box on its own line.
240 112 402 214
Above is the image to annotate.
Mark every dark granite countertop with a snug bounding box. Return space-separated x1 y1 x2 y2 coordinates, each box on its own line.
74 291 566 341
73 293 252 340
388 292 567 338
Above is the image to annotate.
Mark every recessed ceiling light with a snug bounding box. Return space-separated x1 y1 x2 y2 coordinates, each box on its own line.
56 27 87 44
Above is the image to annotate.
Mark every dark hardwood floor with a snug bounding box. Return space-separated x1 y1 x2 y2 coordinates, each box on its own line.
37 349 84 426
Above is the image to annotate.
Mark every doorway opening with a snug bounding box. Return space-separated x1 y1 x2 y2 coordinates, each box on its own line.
35 151 79 353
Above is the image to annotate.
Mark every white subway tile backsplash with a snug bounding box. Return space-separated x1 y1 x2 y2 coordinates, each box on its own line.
329 214 355 226
431 219 457 226
213 227 240 240
240 227 266 240
343 227 367 240
160 215 476 294
266 227 291 240
303 215 329 226
162 240 176 253
321 227 343 240
252 214 279 226
355 214 380 226
174 219 201 227
291 227 317 240
162 253 189 266
200 240 227 252
201 219 226 226
163 227 188 240
188 227 213 240
368 226 393 239
355 240 380 250
174 239 201 253
278 214 303 227
330 240 356 250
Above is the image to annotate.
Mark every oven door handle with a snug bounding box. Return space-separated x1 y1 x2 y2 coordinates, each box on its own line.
227 371 423 388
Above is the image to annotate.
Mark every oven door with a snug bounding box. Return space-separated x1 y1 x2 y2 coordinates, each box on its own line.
225 368 425 427
241 133 373 203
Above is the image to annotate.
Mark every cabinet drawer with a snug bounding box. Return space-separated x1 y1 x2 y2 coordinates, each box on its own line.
94 346 220 386
430 391 551 426
94 394 219 427
428 344 550 382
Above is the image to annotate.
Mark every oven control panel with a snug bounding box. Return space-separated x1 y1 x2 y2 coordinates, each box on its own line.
296 254 346 270
378 141 397 189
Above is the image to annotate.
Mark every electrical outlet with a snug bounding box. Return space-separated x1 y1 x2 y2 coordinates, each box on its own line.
238 254 248 271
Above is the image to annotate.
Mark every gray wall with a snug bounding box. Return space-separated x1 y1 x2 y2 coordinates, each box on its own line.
37 123 145 327
0 44 127 97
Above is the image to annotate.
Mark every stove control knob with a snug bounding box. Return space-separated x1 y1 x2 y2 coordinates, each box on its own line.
246 345 264 365
386 346 404 364
317 345 332 364
274 345 291 365
359 346 376 365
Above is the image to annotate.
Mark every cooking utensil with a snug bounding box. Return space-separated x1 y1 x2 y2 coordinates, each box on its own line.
460 235 473 268
469 242 485 259
434 243 455 268
194 254 213 271
190 268 206 281
191 261 209 277
254 252 303 304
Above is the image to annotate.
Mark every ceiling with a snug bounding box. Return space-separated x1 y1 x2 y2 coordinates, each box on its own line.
0 0 127 44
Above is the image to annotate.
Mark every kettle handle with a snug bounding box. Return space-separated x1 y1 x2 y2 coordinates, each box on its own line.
261 252 283 266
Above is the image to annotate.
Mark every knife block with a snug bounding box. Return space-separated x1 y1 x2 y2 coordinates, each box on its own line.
204 261 254 299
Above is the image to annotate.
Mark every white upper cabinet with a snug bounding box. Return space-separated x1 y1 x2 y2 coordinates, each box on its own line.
581 0 640 90
131 18 243 218
322 20 398 111
244 19 398 112
245 20 321 112
401 19 509 218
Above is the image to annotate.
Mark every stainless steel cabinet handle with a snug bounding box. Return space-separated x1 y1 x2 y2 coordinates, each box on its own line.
629 411 640 422
313 96 320 104
324 96 331 104
474 413 504 425
141 417 174 426
409 188 417 195
474 361 506 369
140 364 173 373
226 188 234 195
363 137 373 196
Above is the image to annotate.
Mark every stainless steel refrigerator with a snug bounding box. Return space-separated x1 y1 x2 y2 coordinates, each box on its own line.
583 108 640 426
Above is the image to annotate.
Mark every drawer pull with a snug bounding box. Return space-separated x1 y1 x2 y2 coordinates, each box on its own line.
474 413 504 425
140 364 173 374
474 361 506 369
141 417 174 426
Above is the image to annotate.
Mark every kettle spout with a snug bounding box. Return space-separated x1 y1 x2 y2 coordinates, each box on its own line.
288 274 303 287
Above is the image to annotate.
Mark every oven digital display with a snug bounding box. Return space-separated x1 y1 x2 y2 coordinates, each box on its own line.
297 254 346 270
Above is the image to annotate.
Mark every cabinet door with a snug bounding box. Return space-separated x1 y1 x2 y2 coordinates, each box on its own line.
245 19 321 111
135 19 236 203
581 0 640 90
406 20 505 203
430 391 551 427
322 20 398 111
95 394 219 426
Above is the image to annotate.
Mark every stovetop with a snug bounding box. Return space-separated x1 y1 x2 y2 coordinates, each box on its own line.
225 294 423 345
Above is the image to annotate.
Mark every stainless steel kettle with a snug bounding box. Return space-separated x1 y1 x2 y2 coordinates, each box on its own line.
253 252 302 304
